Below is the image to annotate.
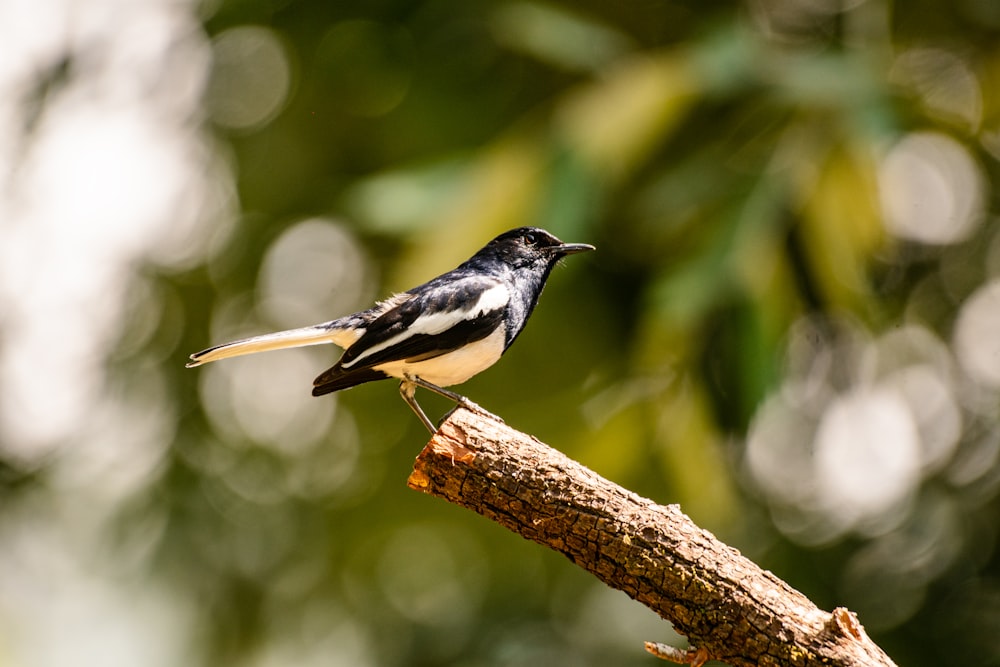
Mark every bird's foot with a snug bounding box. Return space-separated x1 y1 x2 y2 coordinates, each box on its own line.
404 375 505 429
449 396 504 424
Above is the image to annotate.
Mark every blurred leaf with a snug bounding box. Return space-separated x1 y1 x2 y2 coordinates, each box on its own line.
557 49 700 179
492 2 635 72
649 376 740 531
343 158 472 234
798 143 884 312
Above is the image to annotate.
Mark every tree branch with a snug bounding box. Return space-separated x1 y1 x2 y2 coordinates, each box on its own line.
407 407 898 667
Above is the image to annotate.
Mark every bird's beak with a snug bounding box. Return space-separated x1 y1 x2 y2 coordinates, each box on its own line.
550 242 596 256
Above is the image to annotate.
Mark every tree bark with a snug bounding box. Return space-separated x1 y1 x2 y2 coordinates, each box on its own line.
407 407 898 667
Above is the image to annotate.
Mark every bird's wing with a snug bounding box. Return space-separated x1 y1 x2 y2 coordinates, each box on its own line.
312 274 508 391
311 366 391 396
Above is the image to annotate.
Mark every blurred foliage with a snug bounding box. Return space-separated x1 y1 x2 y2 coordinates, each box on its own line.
14 0 1000 665
172 0 1000 665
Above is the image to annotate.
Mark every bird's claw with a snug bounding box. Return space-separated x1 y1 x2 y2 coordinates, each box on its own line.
441 399 503 424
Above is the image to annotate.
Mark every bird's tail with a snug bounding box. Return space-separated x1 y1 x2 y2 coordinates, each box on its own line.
186 324 356 368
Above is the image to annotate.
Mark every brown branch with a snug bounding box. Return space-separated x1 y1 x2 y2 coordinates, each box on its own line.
407 407 898 667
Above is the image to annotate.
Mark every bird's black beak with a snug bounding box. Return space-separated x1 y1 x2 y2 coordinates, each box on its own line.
549 242 595 256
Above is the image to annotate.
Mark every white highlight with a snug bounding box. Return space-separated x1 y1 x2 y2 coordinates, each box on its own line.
206 26 291 130
814 388 921 526
879 132 985 244
343 282 509 369
0 2 221 665
259 219 374 330
954 280 1000 389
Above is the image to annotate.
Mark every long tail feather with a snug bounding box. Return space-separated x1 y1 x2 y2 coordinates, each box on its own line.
186 324 357 368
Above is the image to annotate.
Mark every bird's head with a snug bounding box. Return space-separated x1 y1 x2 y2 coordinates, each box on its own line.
478 227 595 271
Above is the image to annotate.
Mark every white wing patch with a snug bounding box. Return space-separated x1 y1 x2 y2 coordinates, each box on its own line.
342 283 509 370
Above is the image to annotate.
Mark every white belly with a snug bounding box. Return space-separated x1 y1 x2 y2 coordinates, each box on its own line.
373 326 506 387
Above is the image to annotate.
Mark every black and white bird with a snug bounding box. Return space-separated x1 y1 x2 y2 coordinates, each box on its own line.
187 227 595 433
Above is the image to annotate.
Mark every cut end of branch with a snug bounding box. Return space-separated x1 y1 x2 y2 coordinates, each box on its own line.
407 467 430 490
407 412 480 492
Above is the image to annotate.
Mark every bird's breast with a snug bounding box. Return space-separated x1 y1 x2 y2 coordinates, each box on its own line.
373 325 506 387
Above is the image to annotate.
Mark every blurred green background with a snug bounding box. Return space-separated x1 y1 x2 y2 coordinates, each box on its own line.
2 0 1000 665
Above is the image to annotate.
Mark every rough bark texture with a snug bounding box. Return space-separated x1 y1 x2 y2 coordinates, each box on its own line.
407 407 898 667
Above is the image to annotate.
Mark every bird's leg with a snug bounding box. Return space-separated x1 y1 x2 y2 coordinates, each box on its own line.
399 380 437 434
406 376 504 424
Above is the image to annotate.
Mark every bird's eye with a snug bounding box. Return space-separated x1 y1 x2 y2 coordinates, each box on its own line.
523 232 537 245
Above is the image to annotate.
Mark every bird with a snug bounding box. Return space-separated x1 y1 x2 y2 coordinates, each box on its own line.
187 227 595 433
